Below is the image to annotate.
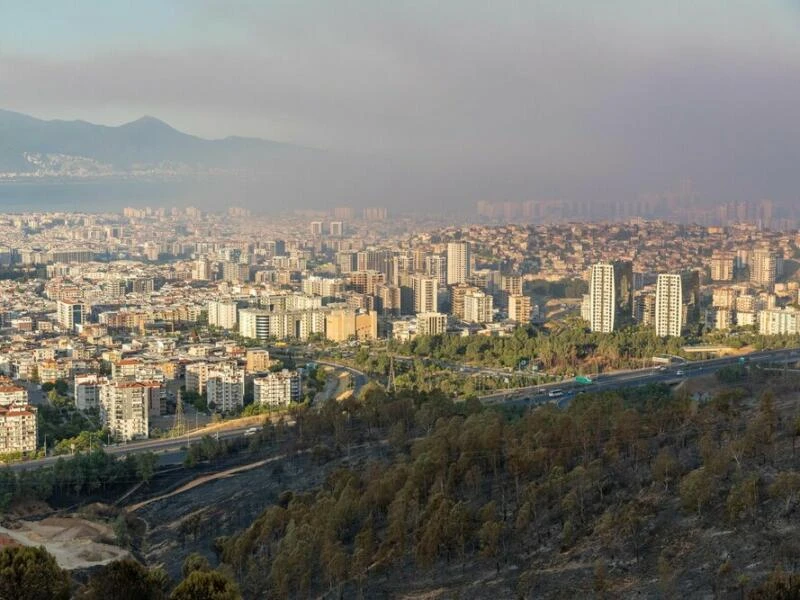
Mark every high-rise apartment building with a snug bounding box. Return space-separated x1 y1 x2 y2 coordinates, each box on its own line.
588 263 616 333
208 300 238 329
206 366 245 413
501 275 523 297
424 255 448 287
310 221 323 236
411 275 438 314
587 261 633 332
245 349 272 373
329 221 343 236
508 295 532 323
463 290 493 323
193 257 212 281
57 300 85 332
710 252 735 282
99 381 156 441
750 248 777 288
324 309 378 342
446 241 471 285
655 274 683 337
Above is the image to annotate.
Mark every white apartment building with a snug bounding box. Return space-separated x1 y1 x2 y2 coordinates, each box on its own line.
74 374 109 411
750 248 777 289
0 404 37 454
463 290 493 324
208 300 238 329
412 275 438 314
56 300 85 332
655 274 683 337
589 262 616 333
417 312 448 336
446 241 471 285
758 307 800 336
206 366 245 413
99 381 156 441
0 383 28 407
254 370 302 408
238 307 327 341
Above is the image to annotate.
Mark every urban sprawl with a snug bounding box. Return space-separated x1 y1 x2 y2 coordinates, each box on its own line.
0 205 797 458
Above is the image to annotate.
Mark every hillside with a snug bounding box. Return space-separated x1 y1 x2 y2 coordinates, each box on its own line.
0 109 314 177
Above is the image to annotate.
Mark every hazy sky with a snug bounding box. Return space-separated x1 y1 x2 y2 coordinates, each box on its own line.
2 1 800 208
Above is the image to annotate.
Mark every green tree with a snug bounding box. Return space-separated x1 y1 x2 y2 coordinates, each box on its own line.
182 552 211 578
79 559 168 600
0 546 71 600
135 452 158 484
679 468 715 515
170 570 240 600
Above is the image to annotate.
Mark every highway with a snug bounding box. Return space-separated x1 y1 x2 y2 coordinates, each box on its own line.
479 346 800 405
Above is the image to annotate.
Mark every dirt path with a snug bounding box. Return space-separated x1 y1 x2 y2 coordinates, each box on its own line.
127 454 288 512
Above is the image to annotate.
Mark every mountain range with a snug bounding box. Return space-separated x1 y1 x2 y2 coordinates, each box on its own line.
0 109 315 177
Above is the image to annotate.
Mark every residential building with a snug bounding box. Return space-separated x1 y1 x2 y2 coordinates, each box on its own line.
411 275 438 314
254 370 302 407
463 290 493 323
206 366 245 413
424 255 447 287
0 404 37 454
508 295 532 323
57 300 85 332
751 248 777 288
712 287 738 310
588 262 616 333
99 381 156 441
759 307 800 336
417 312 448 336
501 275 523 297
710 252 735 282
246 349 272 373
0 384 28 407
325 309 378 342
655 274 683 337
446 241 471 285
208 300 238 329
74 374 108 411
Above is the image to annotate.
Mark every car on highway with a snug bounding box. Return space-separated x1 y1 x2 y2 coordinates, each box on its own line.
675 369 685 376
548 389 564 398
243 427 260 437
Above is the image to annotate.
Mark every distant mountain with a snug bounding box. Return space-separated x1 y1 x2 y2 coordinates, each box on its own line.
0 109 316 178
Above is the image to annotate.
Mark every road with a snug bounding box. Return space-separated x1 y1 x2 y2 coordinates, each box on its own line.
314 360 368 397
480 346 800 405
6 424 255 472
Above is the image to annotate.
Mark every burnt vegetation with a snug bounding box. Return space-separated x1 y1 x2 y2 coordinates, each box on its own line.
203 370 800 598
